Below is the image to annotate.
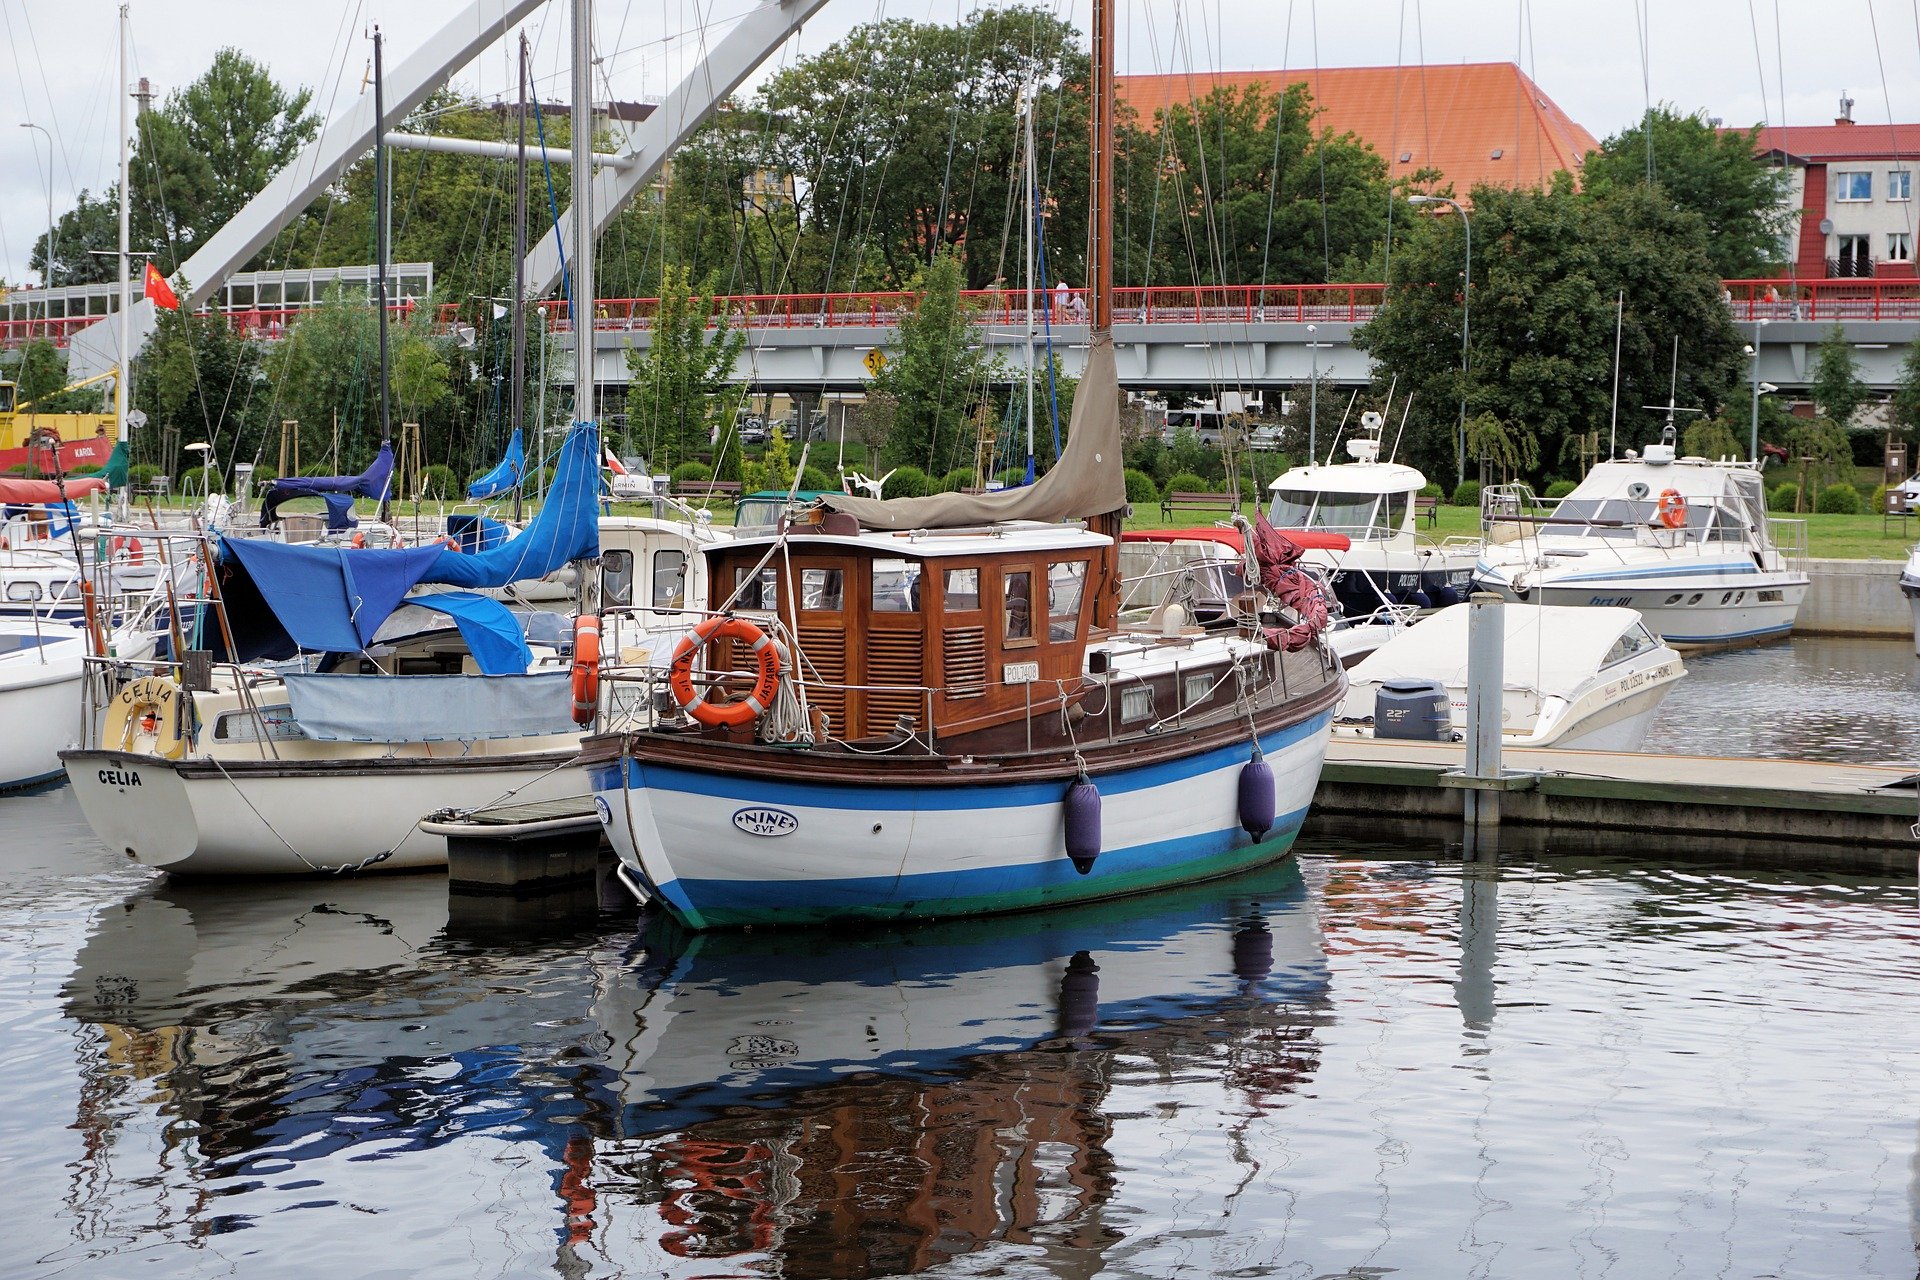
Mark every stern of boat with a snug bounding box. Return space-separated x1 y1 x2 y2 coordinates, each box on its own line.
62 750 202 870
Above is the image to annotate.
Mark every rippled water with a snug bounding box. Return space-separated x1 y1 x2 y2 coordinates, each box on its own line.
1645 633 1920 763
5 787 1919 1278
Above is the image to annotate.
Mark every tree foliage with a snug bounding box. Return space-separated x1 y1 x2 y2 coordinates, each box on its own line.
135 282 267 473
871 251 990 470
624 266 745 470
1809 324 1870 428
1889 338 1920 444
1356 176 1746 486
1582 107 1792 280
262 287 379 468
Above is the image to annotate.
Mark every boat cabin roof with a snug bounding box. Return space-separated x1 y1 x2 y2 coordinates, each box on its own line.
1572 456 1765 503
1349 603 1667 701
1267 459 1428 496
717 521 1111 560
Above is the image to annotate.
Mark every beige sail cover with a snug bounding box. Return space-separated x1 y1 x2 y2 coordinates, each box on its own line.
819 334 1127 530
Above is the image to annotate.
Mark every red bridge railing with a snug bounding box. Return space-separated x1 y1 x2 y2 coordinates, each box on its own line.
8 278 1920 353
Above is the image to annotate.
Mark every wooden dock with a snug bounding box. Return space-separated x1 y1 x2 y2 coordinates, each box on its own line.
422 794 608 893
1316 739 1919 863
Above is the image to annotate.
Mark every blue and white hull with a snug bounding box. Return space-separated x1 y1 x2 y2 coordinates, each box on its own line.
591 711 1334 930
1473 559 1807 647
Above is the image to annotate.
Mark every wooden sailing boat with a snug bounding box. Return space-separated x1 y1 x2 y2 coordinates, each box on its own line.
579 0 1347 930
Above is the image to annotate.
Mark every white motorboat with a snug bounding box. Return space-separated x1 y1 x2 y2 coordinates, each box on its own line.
1901 543 1920 657
1264 415 1480 620
1471 433 1808 648
1335 602 1685 751
0 617 91 789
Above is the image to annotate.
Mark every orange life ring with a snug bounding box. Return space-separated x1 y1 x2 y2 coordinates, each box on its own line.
570 615 602 725
350 530 366 548
1656 489 1687 530
668 616 782 729
109 535 144 565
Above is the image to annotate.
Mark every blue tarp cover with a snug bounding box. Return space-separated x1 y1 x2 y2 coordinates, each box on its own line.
281 670 575 742
261 442 395 525
420 420 599 590
466 428 525 499
223 536 446 653
407 591 533 675
446 514 511 553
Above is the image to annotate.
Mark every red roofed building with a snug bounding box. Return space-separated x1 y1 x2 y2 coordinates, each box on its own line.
1115 62 1598 200
1753 111 1920 281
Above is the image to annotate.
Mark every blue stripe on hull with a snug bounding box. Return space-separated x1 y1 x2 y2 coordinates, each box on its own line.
655 812 1309 927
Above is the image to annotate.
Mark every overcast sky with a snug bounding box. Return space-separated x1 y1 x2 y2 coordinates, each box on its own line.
4 0 1914 286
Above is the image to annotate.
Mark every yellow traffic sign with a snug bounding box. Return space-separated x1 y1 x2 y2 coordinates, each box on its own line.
862 348 888 376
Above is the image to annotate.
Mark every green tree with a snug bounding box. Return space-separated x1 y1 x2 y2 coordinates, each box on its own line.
1141 82 1393 285
1464 410 1537 484
263 286 378 467
1809 324 1870 428
624 266 745 469
391 303 452 426
1682 417 1745 461
1581 106 1792 279
872 251 990 469
13 339 69 405
1888 338 1920 446
29 189 119 287
131 49 319 268
1356 176 1746 485
135 281 268 473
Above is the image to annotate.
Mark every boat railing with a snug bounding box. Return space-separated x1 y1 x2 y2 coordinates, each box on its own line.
1767 517 1810 574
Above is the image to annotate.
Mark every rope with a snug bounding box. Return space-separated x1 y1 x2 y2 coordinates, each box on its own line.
207 754 399 875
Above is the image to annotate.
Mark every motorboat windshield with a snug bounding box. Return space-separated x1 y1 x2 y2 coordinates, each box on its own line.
1267 487 1409 540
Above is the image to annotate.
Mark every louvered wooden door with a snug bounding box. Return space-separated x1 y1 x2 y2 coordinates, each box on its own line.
782 555 856 742
861 556 929 739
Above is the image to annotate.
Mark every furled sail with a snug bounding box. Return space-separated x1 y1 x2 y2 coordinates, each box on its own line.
260 442 396 526
466 427 526 499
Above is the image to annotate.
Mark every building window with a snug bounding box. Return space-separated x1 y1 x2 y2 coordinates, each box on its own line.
1892 233 1913 262
1835 171 1873 201
1835 234 1873 277
1892 170 1912 201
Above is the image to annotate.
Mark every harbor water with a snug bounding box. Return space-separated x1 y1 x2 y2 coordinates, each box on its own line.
5 780 1919 1279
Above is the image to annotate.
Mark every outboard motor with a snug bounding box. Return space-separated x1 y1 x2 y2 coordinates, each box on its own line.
1373 678 1451 741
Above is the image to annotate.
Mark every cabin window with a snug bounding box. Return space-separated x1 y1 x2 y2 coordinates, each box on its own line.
600 550 634 607
1269 489 1317 527
872 558 921 612
1003 570 1034 641
1048 561 1087 641
800 568 843 612
945 567 980 612
1120 685 1154 723
5 583 42 602
1375 491 1409 535
651 550 686 609
734 565 778 610
1601 625 1654 668
1183 671 1216 708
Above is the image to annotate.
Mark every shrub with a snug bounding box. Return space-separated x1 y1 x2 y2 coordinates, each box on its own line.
67 466 102 478
1123 468 1160 505
798 465 835 493
1419 482 1445 499
1768 483 1800 513
670 460 713 488
996 466 1028 488
1871 484 1893 515
939 467 974 493
1451 480 1483 507
1544 480 1578 499
416 464 458 499
882 465 930 499
1814 482 1864 514
1162 471 1210 497
4 464 27 477
302 462 337 477
178 466 224 494
127 463 160 487
247 464 278 486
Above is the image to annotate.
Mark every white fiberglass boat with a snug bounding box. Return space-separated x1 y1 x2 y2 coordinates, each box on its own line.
1335 603 1685 751
1901 544 1920 657
0 617 91 789
1472 434 1808 648
1264 417 1479 620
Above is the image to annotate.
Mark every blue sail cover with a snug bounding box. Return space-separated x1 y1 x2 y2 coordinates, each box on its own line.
260 442 396 525
407 591 534 675
213 421 601 662
466 428 526 499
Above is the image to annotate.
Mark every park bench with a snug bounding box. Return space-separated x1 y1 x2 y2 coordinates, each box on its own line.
1415 495 1439 528
1159 490 1241 519
673 479 743 503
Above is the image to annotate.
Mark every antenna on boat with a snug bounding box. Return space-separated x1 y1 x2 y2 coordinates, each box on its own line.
1388 394 1415 464
1322 390 1361 466
1640 334 1704 442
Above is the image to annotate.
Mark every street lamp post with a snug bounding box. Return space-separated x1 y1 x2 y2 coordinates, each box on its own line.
18 122 54 324
1748 319 1770 462
1306 323 1318 464
1410 195 1471 489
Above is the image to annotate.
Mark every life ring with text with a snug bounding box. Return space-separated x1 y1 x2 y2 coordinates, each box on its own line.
109 535 145 566
668 616 782 729
1656 489 1687 530
103 675 189 759
570 615 602 725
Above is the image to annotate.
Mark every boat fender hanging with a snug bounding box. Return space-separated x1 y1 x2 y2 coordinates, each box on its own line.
570 615 602 725
1656 489 1687 530
1064 769 1101 875
1238 741 1276 839
668 615 783 729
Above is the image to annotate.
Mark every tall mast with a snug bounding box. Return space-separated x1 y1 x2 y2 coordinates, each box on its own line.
1023 85 1036 482
511 34 529 520
115 4 130 449
372 26 391 445
571 0 595 429
1088 0 1113 335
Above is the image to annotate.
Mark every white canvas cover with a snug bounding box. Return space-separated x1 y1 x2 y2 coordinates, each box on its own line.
1347 604 1643 701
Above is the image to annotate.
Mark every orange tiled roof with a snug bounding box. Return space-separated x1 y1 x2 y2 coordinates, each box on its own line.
1752 122 1920 162
1116 62 1598 198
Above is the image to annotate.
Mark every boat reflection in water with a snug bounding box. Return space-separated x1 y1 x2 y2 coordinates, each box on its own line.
61 861 1328 1277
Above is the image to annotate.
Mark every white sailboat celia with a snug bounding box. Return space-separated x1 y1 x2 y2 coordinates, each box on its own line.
59 11 613 876
580 0 1347 931
1470 430 1810 648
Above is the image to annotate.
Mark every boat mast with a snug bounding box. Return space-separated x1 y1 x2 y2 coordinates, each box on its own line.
373 26 391 449
115 4 130 455
1087 0 1118 631
511 33 528 521
571 0 595 433
1023 83 1036 483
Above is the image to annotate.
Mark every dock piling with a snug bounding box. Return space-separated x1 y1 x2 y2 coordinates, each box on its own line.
1463 592 1505 828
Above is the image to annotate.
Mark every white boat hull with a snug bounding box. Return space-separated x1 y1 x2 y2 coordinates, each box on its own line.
0 651 86 789
591 713 1334 929
1475 569 1806 647
62 749 583 876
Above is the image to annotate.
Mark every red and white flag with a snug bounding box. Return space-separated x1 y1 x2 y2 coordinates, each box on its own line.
143 262 179 310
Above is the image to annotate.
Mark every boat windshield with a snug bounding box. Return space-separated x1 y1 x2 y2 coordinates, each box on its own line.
1268 488 1392 537
1546 496 1727 542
